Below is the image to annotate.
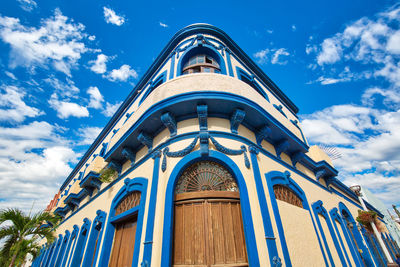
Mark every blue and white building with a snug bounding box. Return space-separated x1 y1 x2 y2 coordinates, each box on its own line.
33 24 399 267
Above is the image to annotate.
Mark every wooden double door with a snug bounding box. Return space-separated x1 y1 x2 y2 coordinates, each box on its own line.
109 215 137 267
173 191 248 267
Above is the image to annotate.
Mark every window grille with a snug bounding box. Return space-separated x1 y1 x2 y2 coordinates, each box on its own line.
273 185 303 208
115 191 141 216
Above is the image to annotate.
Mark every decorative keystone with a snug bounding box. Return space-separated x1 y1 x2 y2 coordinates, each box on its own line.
197 105 208 131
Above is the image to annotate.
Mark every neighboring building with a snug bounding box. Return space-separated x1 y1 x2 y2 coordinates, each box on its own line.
361 187 400 247
33 24 399 267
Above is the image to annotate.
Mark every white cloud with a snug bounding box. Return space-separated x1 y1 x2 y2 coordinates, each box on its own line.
0 121 78 213
87 86 104 109
106 64 138 82
103 7 125 26
89 54 108 74
271 48 290 65
317 38 342 65
48 93 89 119
17 0 37 12
5 71 16 80
102 101 122 117
44 76 80 98
267 29 273 34
254 47 290 65
0 85 42 123
291 25 296 32
253 49 269 64
77 126 102 145
0 9 89 76
159 22 168 28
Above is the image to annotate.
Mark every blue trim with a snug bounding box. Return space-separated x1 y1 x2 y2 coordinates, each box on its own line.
161 150 260 267
361 228 381 267
248 147 279 265
265 171 320 267
388 233 400 254
329 208 353 267
82 210 107 267
55 230 70 266
48 234 63 267
142 152 161 266
236 66 270 102
59 24 300 192
311 201 336 266
98 178 148 267
64 224 79 267
42 241 56 267
139 70 167 105
169 52 175 79
60 224 79 266
383 233 396 259
70 218 91 267
339 202 374 267
57 130 333 227
225 48 234 77
371 234 387 266
176 43 227 76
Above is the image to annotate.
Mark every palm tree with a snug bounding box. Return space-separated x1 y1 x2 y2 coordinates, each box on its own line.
0 208 60 267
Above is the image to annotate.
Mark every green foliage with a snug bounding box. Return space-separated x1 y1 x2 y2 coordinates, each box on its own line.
99 166 118 183
0 208 60 266
356 210 377 233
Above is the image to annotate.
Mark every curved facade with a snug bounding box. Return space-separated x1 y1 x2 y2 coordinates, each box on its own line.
34 24 399 267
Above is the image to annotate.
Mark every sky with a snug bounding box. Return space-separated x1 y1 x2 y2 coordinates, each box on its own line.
0 0 399 214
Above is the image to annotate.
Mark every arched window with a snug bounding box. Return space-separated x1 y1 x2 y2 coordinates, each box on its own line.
175 161 238 193
273 184 303 208
182 54 221 74
173 161 248 266
115 191 141 216
108 191 141 267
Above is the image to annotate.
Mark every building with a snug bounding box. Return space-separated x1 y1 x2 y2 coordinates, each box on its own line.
360 187 400 247
33 24 400 267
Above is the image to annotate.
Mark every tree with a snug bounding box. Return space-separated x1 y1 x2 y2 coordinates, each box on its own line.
0 208 60 267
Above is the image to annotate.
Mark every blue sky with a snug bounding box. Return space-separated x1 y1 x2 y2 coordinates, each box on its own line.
0 0 399 213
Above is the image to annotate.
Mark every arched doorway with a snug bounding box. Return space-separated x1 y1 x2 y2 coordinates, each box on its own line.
173 161 248 267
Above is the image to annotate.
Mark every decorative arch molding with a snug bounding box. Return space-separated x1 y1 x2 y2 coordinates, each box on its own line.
176 43 227 76
70 218 91 267
82 210 107 267
265 170 315 267
311 200 348 266
47 234 63 267
98 177 148 267
339 202 374 267
236 67 270 102
161 149 260 267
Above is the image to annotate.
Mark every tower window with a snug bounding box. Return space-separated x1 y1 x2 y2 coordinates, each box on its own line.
182 54 220 74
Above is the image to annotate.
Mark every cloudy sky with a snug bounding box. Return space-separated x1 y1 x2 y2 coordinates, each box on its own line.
0 0 399 213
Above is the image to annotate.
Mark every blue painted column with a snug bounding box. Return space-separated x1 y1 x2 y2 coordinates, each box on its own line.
249 146 281 266
329 209 353 267
141 150 161 266
48 235 63 267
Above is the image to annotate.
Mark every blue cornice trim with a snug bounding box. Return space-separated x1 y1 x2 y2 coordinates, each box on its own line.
59 24 299 192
